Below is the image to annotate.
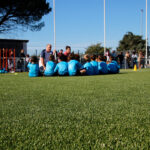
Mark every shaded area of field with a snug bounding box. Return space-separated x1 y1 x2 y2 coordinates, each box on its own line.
0 70 150 149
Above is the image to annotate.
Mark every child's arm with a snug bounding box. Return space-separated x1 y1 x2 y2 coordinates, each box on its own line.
77 62 83 70
80 69 86 74
80 63 86 74
54 64 58 73
27 62 31 69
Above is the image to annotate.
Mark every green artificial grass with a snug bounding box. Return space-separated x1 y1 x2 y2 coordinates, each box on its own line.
0 69 150 149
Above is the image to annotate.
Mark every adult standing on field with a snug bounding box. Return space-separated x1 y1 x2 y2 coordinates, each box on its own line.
138 51 145 69
117 52 124 69
40 44 56 71
125 51 131 68
19 49 26 72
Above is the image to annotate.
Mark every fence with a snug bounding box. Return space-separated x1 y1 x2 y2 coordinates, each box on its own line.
119 57 150 69
0 57 28 72
0 55 150 72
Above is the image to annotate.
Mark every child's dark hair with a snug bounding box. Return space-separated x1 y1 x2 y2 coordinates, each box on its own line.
59 54 66 61
74 54 80 61
98 55 103 61
66 46 71 50
49 54 55 61
133 51 136 55
103 56 107 62
31 56 38 63
84 54 91 62
68 53 75 61
109 55 115 61
91 55 96 61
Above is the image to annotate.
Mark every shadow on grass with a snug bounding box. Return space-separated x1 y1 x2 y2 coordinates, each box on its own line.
36 72 130 78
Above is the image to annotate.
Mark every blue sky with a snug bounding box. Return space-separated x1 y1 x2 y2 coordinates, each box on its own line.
0 0 149 55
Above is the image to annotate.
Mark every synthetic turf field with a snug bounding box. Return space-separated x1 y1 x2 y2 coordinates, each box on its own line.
0 69 150 149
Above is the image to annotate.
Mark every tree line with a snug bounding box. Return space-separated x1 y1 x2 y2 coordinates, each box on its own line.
85 32 146 55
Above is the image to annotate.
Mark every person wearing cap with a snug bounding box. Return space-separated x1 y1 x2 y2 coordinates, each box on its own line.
57 49 64 57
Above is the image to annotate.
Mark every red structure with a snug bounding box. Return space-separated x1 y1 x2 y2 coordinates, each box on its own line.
0 48 16 71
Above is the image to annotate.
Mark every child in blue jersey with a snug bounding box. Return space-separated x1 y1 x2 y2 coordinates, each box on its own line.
68 53 82 76
54 55 68 76
107 56 120 74
44 54 56 76
98 55 108 74
90 55 99 75
27 56 39 77
80 54 94 75
74 54 83 68
111 57 120 73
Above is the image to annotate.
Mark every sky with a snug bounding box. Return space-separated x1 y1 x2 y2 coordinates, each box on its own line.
0 0 149 55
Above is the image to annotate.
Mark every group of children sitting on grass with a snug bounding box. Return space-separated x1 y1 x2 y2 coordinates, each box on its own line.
27 53 120 77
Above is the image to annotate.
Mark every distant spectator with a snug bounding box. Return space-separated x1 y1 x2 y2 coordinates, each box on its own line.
125 51 131 68
8 50 14 72
19 49 26 72
20 49 25 58
117 52 124 69
64 46 71 57
105 49 110 62
25 54 30 63
111 50 117 60
138 51 145 69
25 54 30 71
131 51 138 68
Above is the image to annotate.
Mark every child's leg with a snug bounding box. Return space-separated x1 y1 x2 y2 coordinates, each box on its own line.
39 71 43 77
76 70 81 76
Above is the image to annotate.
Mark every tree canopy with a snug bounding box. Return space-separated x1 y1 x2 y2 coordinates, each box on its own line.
0 0 51 33
117 32 145 52
85 43 111 55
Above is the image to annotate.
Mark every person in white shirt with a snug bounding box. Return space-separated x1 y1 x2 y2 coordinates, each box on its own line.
131 51 138 68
